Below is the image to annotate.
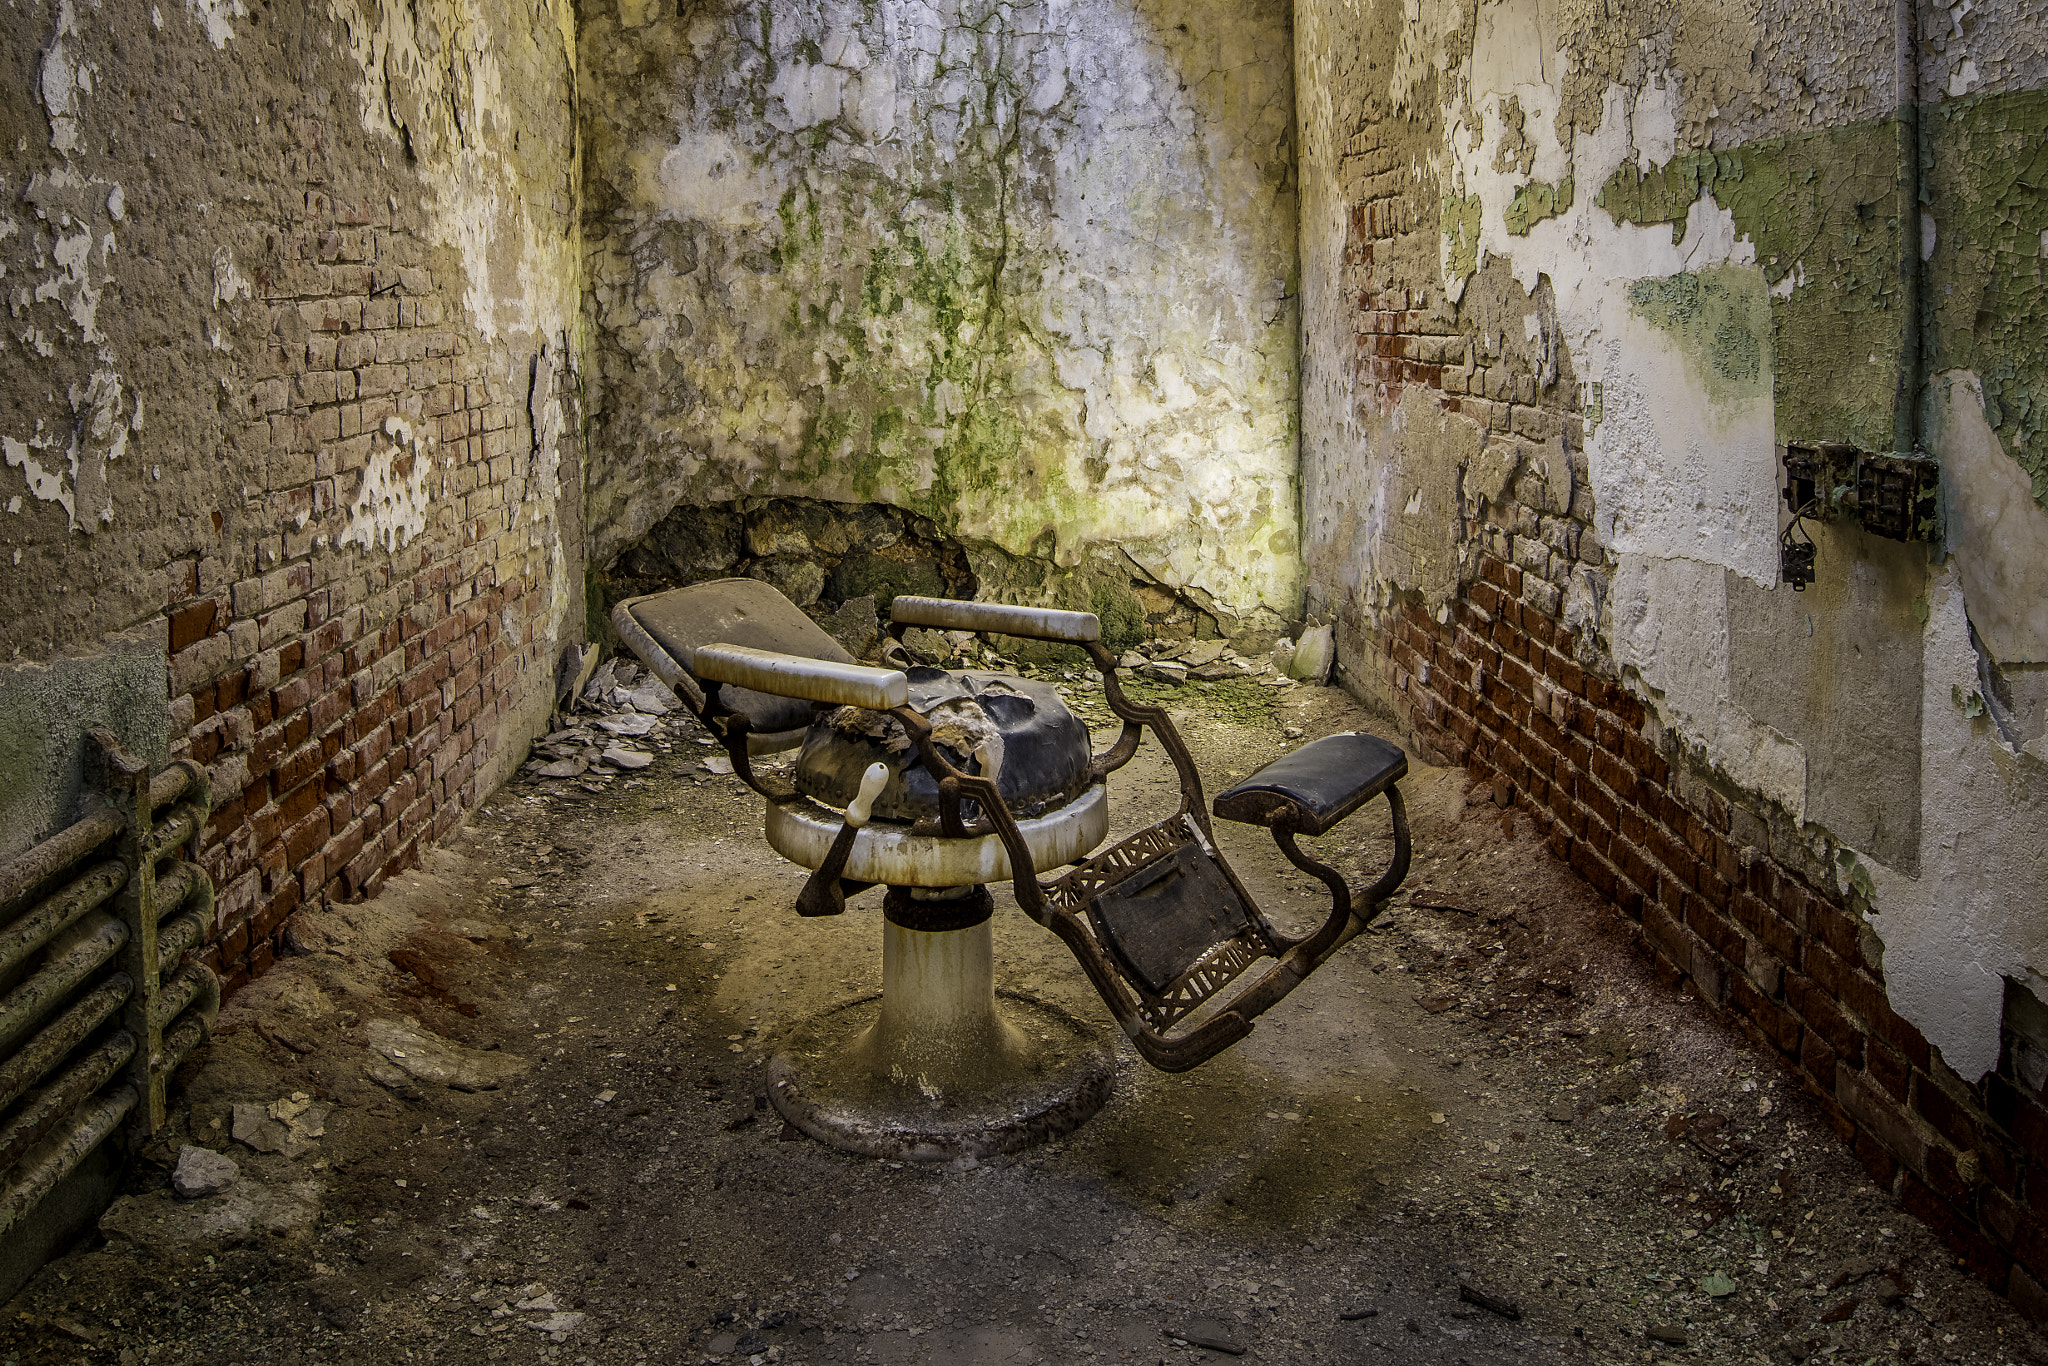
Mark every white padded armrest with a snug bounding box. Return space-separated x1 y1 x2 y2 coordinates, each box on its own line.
889 596 1100 644
695 644 909 712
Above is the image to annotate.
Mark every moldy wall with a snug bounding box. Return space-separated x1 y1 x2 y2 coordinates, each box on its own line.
2 0 582 989
578 0 1302 641
1296 0 2048 1320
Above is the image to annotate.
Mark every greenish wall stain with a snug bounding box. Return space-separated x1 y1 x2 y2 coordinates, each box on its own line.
1442 193 1483 285
1594 122 1911 455
1922 87 2048 510
584 0 1305 622
1627 266 1773 409
1503 177 1572 236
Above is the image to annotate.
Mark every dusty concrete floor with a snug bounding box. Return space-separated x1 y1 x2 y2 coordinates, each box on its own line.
4 677 2044 1366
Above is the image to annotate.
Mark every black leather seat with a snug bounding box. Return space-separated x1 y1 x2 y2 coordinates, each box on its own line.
622 577 854 738
1212 732 1408 836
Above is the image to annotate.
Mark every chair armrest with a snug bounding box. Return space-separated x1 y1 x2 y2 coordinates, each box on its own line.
695 644 909 712
1211 732 1408 836
889 596 1101 644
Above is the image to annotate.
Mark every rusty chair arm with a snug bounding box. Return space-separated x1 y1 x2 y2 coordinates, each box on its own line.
691 646 912 909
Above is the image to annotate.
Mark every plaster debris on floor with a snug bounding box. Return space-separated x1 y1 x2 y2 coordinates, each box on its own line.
1 681 2035 1366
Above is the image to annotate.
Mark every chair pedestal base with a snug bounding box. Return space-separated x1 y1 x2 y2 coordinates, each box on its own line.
767 899 1113 1162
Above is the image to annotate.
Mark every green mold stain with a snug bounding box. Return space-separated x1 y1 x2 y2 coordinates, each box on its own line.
1595 121 1909 454
1626 267 1772 410
1921 87 2048 510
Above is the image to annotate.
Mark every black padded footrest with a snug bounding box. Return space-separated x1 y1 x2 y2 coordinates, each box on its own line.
1211 732 1407 836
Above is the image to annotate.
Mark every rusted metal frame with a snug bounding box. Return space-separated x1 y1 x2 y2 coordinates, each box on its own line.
1121 788 1416 1060
791 820 878 918
865 646 1273 1069
1080 644 1207 818
1268 785 1411 947
694 681 806 804
881 700 1254 1068
698 679 869 914
1074 643 1289 951
93 731 167 1138
0 974 132 1115
887 708 993 842
0 1083 137 1243
0 861 126 980
0 1028 135 1174
0 914 128 1060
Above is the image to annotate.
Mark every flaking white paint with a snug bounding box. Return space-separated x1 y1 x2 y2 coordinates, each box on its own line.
1866 565 2048 1082
1934 370 2048 668
186 0 246 49
339 418 435 554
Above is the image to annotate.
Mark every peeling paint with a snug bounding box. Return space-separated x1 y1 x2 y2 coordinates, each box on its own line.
1936 369 2048 666
339 418 435 554
582 0 1302 627
185 0 245 49
1295 0 2048 1087
38 0 89 155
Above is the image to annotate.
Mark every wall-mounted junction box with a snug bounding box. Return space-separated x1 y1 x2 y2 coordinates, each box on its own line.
1781 443 1939 543
1779 443 1938 590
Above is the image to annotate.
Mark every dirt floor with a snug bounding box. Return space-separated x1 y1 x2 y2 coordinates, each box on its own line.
4 673 2044 1366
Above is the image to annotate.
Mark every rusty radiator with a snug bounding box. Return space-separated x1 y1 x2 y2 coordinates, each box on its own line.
0 731 219 1242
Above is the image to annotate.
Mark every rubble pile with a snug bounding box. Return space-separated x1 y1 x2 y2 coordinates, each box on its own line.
521 659 704 789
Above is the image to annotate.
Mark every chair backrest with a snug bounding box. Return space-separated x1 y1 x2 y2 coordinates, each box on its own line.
618 578 855 740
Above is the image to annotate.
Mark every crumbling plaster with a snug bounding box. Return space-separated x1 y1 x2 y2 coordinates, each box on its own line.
1297 0 2048 1081
578 0 1303 629
2 0 582 668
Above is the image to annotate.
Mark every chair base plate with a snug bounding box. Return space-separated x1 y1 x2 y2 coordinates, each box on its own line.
767 990 1114 1162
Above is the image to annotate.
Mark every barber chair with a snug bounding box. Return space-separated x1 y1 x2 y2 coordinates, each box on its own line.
611 580 1411 1159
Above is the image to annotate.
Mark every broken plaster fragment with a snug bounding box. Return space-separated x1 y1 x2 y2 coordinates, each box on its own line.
365 1017 527 1092
230 1095 330 1158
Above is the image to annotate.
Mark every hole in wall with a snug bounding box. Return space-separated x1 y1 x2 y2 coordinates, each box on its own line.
591 496 1266 663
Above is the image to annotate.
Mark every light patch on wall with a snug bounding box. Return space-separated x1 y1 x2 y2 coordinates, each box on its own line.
1936 370 2048 669
1629 77 1678 173
38 0 89 155
1608 552 1809 818
19 166 116 347
186 0 245 48
586 0 1303 624
1864 565 2048 1083
328 0 581 346
340 419 434 554
3 367 130 534
3 432 73 528
642 132 784 230
1437 26 1778 585
211 247 251 310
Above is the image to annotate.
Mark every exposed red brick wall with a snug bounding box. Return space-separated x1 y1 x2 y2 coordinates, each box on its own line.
1331 118 2048 1322
1374 568 2048 1318
165 182 563 998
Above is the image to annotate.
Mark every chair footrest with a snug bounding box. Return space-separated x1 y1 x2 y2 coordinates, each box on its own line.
1211 732 1408 836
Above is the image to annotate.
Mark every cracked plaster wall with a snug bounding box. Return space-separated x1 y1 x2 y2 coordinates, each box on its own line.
1296 0 2048 1084
1 0 580 956
579 0 1302 633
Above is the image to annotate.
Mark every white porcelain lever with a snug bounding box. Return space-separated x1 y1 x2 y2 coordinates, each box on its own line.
846 762 890 828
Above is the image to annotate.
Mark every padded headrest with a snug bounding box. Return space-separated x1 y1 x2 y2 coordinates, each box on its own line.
623 578 854 736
